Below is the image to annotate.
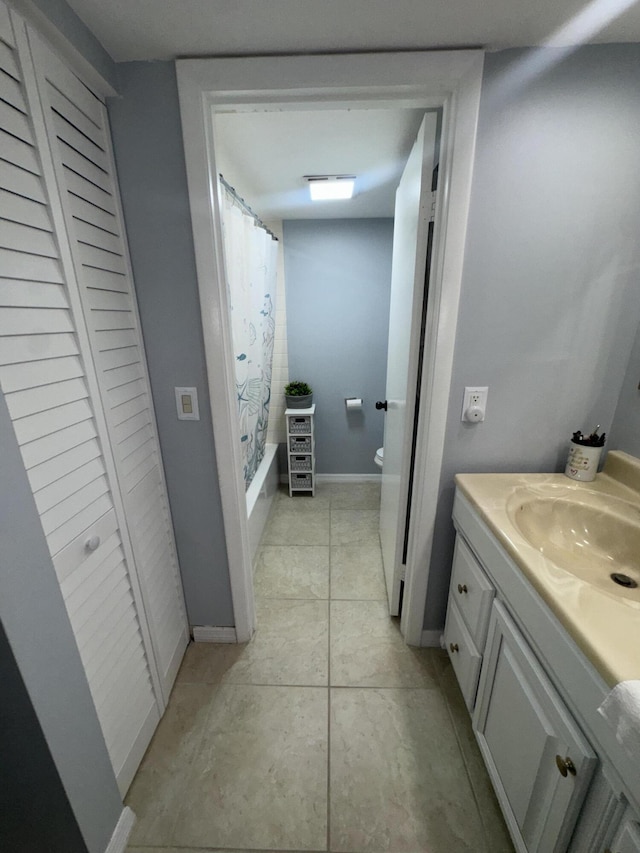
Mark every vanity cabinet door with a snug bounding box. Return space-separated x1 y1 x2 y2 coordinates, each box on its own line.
607 814 640 853
474 601 596 853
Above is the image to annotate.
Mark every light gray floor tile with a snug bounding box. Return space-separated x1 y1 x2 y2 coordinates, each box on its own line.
176 641 247 685
223 598 328 686
330 509 379 546
330 600 439 688
438 660 515 852
125 683 214 846
275 482 332 510
177 599 328 687
262 507 330 545
330 687 487 852
330 542 386 600
329 481 381 510
172 685 328 851
255 545 329 599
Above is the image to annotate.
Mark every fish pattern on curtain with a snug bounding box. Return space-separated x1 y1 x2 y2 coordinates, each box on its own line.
221 192 278 489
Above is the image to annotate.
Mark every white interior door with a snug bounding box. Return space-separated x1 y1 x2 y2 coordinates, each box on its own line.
379 113 437 615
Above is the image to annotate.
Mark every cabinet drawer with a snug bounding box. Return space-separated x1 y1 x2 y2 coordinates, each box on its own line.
444 598 482 711
450 535 494 649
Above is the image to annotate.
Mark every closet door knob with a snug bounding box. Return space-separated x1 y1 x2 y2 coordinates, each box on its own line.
449 642 459 653
375 400 388 411
457 583 468 594
85 535 101 552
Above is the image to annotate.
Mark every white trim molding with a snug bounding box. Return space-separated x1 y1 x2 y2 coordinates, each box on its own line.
176 51 484 649
280 473 382 484
192 626 238 643
104 806 136 853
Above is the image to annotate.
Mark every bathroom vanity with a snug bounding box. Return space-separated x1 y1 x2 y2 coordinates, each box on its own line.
444 452 640 853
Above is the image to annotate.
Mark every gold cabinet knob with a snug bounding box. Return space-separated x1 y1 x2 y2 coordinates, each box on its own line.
457 583 468 594
449 642 459 653
555 755 577 777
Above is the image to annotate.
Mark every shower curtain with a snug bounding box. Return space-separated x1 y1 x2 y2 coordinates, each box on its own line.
221 189 278 490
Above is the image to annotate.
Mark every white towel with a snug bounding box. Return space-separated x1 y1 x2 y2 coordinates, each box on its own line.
598 680 640 764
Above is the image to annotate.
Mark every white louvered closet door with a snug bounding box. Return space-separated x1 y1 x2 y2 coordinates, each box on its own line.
0 5 170 795
30 33 189 699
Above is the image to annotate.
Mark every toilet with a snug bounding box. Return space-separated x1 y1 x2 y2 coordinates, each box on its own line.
374 447 384 469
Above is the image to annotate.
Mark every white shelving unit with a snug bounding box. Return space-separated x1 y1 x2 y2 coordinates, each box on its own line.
285 405 315 496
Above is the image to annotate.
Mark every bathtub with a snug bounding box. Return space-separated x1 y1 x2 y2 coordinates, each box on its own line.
246 443 279 564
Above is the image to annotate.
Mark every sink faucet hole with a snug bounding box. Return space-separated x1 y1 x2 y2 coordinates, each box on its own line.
610 572 638 589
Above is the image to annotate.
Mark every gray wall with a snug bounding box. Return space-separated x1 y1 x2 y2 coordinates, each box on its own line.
25 0 118 90
0 393 122 853
283 219 393 473
609 319 640 457
424 44 640 630
108 61 234 627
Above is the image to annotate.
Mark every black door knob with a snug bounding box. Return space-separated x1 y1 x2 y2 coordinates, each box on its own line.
375 400 388 411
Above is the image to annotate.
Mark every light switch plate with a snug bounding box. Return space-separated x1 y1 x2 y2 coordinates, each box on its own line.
175 386 200 421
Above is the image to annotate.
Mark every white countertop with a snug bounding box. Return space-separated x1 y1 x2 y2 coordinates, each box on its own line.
455 451 640 688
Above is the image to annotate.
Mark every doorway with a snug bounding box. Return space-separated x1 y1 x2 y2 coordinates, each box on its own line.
176 51 484 644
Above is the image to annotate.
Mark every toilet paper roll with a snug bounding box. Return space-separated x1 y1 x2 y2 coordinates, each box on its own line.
345 398 363 410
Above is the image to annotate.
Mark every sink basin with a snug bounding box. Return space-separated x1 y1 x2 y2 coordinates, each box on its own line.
506 486 640 600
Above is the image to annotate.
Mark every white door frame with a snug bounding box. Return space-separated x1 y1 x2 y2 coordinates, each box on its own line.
176 51 484 645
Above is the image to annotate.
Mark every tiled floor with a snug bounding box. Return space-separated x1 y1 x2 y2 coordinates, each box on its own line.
126 481 513 853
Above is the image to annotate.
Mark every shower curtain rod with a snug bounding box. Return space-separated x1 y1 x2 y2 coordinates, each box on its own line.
219 175 278 241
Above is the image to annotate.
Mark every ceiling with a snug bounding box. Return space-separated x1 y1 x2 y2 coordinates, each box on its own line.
65 0 640 221
213 108 429 220
67 0 640 62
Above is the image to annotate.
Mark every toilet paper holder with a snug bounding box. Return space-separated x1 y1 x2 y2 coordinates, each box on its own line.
345 397 363 410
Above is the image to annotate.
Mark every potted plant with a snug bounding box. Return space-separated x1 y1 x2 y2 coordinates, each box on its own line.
285 380 313 409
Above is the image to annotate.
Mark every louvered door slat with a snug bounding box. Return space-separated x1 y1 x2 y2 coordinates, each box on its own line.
0 97 31 141
0 305 73 335
13 397 93 444
0 34 18 76
0 279 66 308
52 111 109 173
0 189 50 229
5 376 87 418
35 456 104 514
0 353 84 392
0 127 39 172
74 217 121 254
68 193 117 236
0 159 46 201
0 220 57 255
46 83 103 148
20 419 96 469
0 6 160 796
0 246 63 281
0 67 26 112
0 332 78 365
29 437 101 494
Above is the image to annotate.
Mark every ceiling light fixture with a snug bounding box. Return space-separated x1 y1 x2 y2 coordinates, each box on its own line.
306 175 356 201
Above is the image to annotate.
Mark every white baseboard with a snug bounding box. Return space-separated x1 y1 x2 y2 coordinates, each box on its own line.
104 806 135 853
421 629 445 648
279 473 381 484
315 473 381 483
192 625 238 643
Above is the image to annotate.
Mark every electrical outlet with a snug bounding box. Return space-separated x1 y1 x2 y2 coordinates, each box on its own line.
462 386 488 422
